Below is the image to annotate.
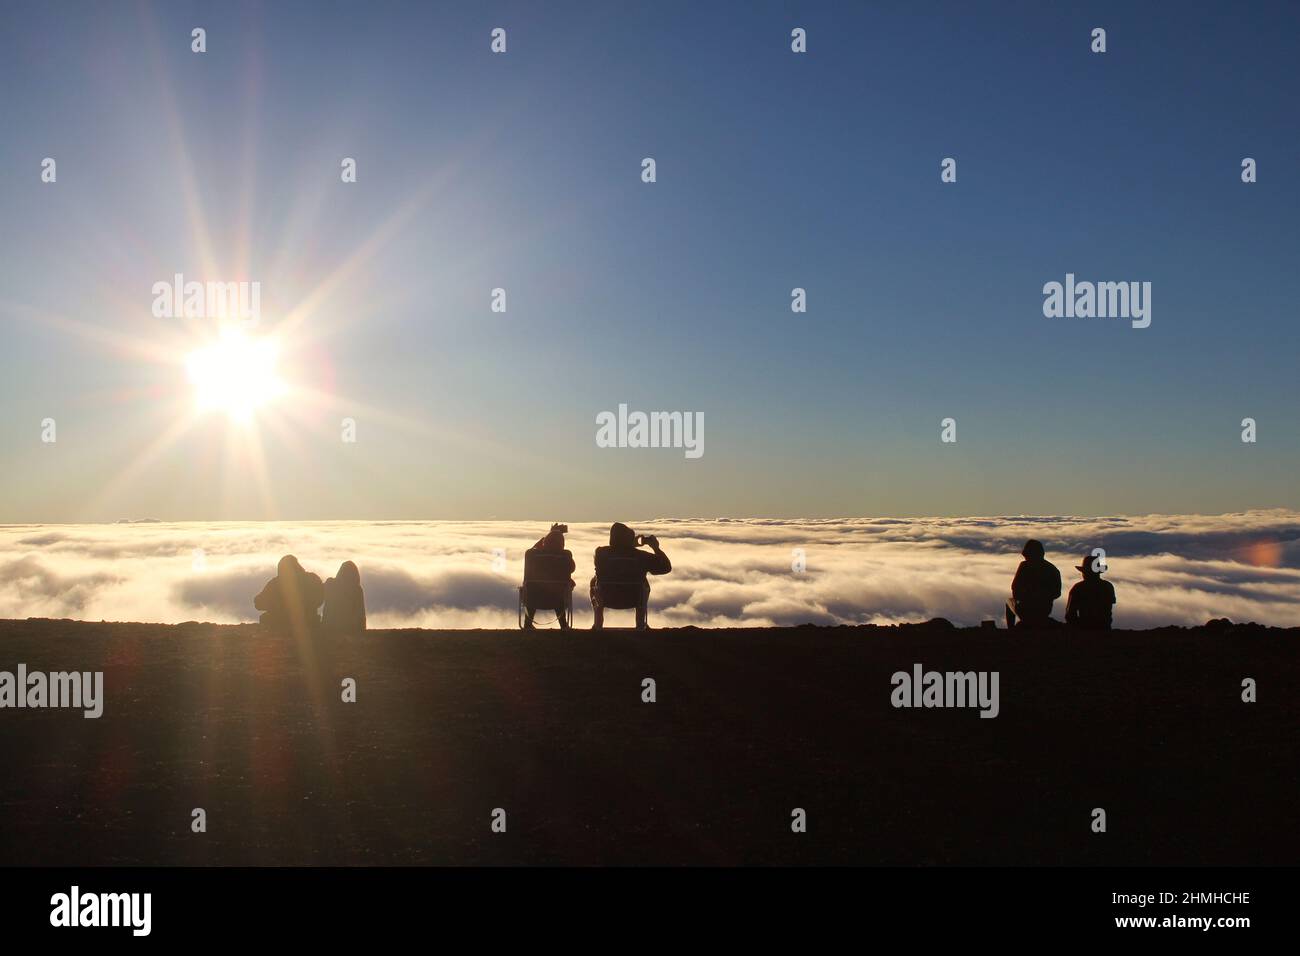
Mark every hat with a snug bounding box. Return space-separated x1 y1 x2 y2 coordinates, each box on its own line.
1076 552 1106 574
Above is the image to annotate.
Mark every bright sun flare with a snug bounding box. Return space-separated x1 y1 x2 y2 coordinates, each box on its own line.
185 329 286 423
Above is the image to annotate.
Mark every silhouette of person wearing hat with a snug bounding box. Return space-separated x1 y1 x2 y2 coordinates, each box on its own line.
1065 552 1116 630
1005 539 1061 629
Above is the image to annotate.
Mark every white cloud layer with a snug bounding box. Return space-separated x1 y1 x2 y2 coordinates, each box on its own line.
2 512 1299 628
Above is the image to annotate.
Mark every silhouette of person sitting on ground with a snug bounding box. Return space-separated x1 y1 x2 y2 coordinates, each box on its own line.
254 554 324 636
1005 539 1061 629
590 522 671 630
322 560 367 634
522 523 576 630
1065 552 1116 630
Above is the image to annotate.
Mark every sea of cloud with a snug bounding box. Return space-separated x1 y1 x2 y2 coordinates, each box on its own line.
2 512 1299 629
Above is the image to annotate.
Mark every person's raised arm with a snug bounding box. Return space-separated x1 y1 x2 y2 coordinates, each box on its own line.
643 536 671 575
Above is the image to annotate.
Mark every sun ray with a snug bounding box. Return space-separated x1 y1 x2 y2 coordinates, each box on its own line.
283 384 593 487
82 410 202 520
137 4 221 282
0 300 185 368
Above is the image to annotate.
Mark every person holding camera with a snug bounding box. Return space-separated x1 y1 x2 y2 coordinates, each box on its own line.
522 523 577 630
590 522 672 630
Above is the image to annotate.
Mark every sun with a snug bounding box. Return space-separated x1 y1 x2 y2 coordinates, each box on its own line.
185 327 286 423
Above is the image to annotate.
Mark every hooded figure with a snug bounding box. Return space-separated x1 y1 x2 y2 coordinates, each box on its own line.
254 555 324 635
521 524 576 630
1005 539 1061 629
590 522 672 630
322 560 367 634
1065 553 1116 630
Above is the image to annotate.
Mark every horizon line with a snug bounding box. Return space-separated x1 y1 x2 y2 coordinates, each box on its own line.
1 507 1298 528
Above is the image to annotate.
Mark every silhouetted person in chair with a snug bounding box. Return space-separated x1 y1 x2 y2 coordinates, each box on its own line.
1065 553 1116 630
254 554 324 637
522 523 576 630
322 560 367 634
590 523 671 630
1005 539 1061 629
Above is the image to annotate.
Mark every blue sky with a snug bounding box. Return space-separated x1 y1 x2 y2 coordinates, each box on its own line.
0 1 1297 521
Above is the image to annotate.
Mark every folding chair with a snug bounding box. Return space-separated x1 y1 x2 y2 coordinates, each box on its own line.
591 555 649 628
518 551 575 629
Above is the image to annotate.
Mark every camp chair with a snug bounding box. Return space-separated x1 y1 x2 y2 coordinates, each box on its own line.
591 554 650 628
518 550 574 629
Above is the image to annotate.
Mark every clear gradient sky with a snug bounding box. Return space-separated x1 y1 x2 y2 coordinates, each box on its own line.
1 1 1297 522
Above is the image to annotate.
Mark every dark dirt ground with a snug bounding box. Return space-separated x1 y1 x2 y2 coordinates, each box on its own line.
0 619 1295 865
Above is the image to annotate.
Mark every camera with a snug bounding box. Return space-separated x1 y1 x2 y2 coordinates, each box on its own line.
551 523 568 535
636 534 658 548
